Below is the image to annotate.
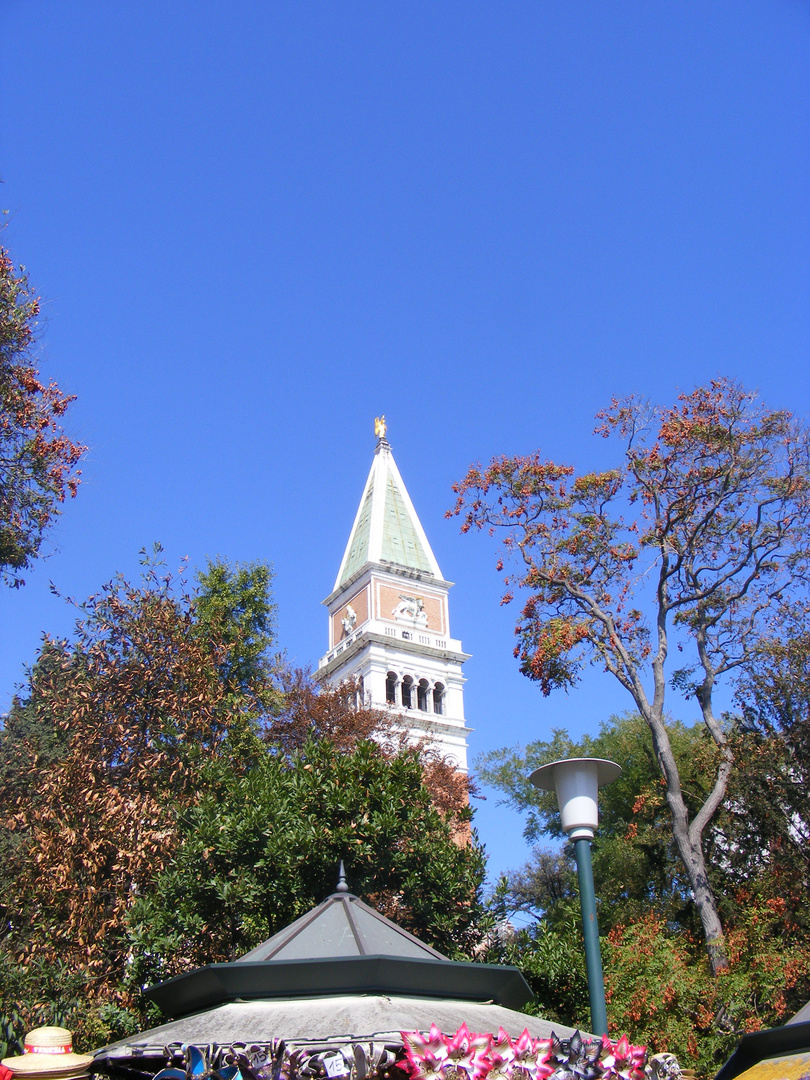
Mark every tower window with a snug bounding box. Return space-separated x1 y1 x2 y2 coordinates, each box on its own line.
401 675 414 709
386 672 397 705
433 683 445 715
417 679 429 711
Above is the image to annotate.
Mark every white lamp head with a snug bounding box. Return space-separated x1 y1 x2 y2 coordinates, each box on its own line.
529 757 622 840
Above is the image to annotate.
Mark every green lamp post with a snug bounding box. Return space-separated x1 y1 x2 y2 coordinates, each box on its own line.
529 756 622 1037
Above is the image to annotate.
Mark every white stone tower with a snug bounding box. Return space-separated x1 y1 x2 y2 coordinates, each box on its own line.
316 419 471 770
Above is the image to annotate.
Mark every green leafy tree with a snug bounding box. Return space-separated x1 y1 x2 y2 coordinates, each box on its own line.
125 736 487 994
0 954 138 1057
265 668 472 823
451 380 810 972
479 714 716 934
490 850 577 926
483 880 588 1030
482 891 810 1078
481 710 810 1075
716 612 810 922
0 242 86 586
195 559 281 712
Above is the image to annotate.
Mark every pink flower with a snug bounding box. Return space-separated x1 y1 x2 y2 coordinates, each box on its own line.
407 1050 446 1080
493 1029 513 1053
402 1027 450 1080
511 1030 536 1065
405 1026 448 1060
400 1026 647 1080
613 1037 630 1063
598 1035 647 1080
484 1050 511 1080
444 1025 491 1080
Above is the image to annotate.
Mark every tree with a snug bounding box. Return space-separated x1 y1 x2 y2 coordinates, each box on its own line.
481 916 589 1032
716 612 810 918
482 710 810 1073
0 550 278 1015
265 667 396 755
125 736 487 995
0 243 86 586
493 849 577 924
0 642 73 923
450 380 810 972
479 715 719 936
0 641 72 805
194 559 281 713
601 899 810 1078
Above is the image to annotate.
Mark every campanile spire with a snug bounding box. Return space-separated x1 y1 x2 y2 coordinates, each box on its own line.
317 421 471 770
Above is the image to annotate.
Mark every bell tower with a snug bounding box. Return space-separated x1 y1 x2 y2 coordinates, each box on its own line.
316 419 471 770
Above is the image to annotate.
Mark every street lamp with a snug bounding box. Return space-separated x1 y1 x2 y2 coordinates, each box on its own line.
529 757 622 1037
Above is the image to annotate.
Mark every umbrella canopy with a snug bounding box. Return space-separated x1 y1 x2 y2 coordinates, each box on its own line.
102 995 582 1055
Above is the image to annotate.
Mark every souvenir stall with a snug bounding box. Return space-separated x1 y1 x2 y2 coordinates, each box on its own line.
85 877 679 1080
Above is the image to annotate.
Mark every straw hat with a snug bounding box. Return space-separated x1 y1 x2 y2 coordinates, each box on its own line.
2 1028 94 1079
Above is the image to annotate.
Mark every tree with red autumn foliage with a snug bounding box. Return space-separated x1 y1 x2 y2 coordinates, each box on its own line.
0 552 276 1024
267 668 472 822
0 241 86 586
450 379 810 974
265 668 396 754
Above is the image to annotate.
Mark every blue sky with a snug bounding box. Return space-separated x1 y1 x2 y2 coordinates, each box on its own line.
1 2 808 882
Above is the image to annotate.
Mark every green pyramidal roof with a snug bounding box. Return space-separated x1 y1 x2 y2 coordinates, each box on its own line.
140 885 533 1021
236 888 448 963
335 438 443 590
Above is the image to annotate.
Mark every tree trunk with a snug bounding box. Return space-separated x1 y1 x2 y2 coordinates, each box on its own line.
643 699 730 974
669 801 729 974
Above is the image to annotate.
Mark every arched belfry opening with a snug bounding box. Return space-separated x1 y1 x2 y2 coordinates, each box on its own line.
385 671 397 705
433 683 445 715
316 419 471 771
